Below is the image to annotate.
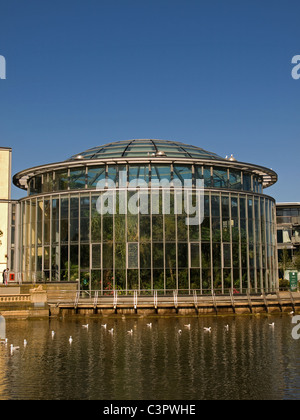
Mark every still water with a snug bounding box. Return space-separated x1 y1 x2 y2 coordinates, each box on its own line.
0 314 299 400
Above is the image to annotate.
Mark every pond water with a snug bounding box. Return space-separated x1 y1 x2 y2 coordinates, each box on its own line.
0 314 299 400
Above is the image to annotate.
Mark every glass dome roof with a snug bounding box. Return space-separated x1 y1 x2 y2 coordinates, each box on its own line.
69 139 224 161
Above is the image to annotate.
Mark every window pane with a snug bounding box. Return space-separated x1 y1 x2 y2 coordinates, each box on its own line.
70 168 86 190
191 243 200 268
151 165 171 182
92 244 101 269
243 173 252 191
87 166 106 188
229 170 241 190
127 242 139 269
213 168 228 188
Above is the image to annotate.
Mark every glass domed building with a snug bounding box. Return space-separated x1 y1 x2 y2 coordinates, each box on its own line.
13 139 278 293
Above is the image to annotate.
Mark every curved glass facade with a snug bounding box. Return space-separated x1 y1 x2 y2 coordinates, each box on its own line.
14 140 278 293
27 164 263 196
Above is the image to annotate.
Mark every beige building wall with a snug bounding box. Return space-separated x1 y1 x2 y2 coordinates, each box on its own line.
0 148 12 282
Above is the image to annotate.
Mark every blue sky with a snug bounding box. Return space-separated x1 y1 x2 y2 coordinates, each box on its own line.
0 0 299 201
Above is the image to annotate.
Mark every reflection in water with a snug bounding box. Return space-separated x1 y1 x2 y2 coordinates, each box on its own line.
0 315 299 400
0 316 5 340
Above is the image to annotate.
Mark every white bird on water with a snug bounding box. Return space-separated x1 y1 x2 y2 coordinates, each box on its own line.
69 336 73 344
24 339 27 347
204 327 212 332
147 323 152 328
108 328 114 334
178 329 182 335
127 329 133 335
269 322 275 327
225 325 229 331
101 324 107 329
184 324 191 329
51 331 55 338
10 344 20 354
82 324 89 329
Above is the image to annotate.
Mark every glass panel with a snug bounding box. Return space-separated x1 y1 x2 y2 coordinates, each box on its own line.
178 243 188 268
127 215 139 242
70 168 86 190
203 166 212 188
55 170 69 191
129 165 149 183
107 166 117 184
92 244 101 269
153 269 164 290
52 198 60 244
151 165 171 182
213 168 228 188
229 169 241 190
51 246 59 281
70 245 79 281
190 243 200 268
91 270 101 290
103 216 113 242
173 165 192 182
80 244 89 270
165 215 175 241
127 242 139 269
140 243 151 269
80 196 90 242
231 196 238 218
44 200 50 245
223 243 231 268
115 243 126 269
60 245 69 281
115 270 126 290
140 215 151 242
91 196 101 242
243 173 252 191
140 269 151 290
127 269 138 290
211 195 220 217
213 243 221 267
103 243 113 268
177 215 188 241
178 269 188 290
190 269 200 290
152 215 163 241
70 197 79 242
202 243 211 269
42 172 54 193
87 166 106 188
153 243 164 268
